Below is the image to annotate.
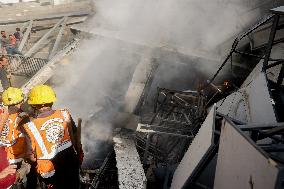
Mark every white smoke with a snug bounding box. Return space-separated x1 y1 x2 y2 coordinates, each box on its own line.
50 0 270 166
51 37 142 167
84 0 263 56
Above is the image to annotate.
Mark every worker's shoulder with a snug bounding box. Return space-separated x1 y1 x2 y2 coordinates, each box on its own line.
58 108 72 120
58 108 71 115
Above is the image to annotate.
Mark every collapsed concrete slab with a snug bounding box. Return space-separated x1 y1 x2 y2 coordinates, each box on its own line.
113 130 147 189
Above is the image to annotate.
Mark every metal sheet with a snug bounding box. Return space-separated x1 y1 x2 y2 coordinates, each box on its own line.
271 6 284 14
242 60 264 88
245 72 277 123
214 120 281 189
216 90 249 123
170 105 216 189
217 71 277 124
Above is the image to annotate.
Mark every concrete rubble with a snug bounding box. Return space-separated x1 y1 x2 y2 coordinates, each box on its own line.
113 130 147 189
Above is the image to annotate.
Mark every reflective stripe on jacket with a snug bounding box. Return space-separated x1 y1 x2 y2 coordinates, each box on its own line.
24 109 73 178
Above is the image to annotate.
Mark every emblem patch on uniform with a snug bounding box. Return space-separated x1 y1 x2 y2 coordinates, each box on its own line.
45 123 64 144
0 119 11 139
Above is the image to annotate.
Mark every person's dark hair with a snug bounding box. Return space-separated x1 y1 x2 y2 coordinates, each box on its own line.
16 28 20 31
45 103 53 107
31 103 53 109
1 31 5 33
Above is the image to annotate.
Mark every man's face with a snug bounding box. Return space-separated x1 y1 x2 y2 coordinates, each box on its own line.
1 32 5 37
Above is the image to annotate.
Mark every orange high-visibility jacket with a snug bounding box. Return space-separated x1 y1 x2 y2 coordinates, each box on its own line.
24 109 74 178
0 112 27 164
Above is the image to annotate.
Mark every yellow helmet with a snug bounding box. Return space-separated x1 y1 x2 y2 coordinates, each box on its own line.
28 85 57 105
2 87 24 106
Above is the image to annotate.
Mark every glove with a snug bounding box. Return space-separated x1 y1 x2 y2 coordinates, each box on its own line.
16 161 31 182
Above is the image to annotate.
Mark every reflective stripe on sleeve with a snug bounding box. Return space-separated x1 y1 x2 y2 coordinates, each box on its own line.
40 170 55 178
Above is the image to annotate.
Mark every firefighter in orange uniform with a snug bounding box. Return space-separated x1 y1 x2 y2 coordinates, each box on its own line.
0 87 28 166
23 84 82 189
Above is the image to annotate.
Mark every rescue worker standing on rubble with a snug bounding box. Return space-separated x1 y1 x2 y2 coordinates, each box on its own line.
23 84 83 189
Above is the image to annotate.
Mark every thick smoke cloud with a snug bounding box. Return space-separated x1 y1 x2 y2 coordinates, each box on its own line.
51 0 267 166
85 0 263 56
